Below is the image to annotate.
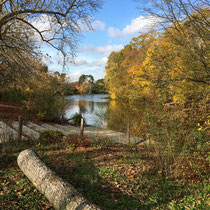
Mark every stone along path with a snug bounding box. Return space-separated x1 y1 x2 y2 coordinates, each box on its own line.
0 120 145 144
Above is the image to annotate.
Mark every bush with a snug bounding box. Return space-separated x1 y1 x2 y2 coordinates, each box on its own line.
70 112 85 125
22 72 69 122
1 71 69 122
24 90 67 121
63 135 92 148
63 135 79 147
39 130 64 144
0 87 26 102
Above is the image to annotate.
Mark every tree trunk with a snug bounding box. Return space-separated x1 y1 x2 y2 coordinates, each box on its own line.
17 149 100 210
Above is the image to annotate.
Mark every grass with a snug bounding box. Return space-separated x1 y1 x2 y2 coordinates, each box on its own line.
0 132 209 209
0 139 53 209
0 169 53 209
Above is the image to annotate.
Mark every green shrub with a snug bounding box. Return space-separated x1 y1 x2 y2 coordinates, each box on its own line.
0 88 26 102
67 144 76 151
24 91 66 121
71 112 84 125
39 130 64 144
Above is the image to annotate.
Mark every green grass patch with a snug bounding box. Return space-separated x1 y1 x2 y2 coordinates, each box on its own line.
0 167 53 209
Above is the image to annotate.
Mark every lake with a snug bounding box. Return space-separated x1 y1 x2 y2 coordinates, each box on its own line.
64 94 195 141
65 94 109 127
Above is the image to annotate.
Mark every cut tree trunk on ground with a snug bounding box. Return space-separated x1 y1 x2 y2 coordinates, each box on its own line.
17 149 100 210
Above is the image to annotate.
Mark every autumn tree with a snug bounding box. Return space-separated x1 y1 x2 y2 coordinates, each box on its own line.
105 45 135 100
105 34 156 101
79 74 94 85
78 74 95 94
127 33 157 100
137 0 210 103
106 1 209 103
92 79 106 93
135 0 210 83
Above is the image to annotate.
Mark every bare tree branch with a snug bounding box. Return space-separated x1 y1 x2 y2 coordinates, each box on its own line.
0 0 103 86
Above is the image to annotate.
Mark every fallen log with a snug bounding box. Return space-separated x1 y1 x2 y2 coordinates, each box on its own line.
17 149 100 210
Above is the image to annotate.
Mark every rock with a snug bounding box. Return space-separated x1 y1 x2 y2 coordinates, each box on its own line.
17 149 100 210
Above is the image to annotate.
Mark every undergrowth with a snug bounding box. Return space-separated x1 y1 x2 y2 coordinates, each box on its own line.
0 128 209 209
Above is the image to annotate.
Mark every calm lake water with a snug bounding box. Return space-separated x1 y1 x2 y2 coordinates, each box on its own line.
64 94 194 141
65 94 109 127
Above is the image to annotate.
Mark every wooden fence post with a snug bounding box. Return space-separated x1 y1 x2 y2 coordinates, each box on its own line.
127 119 130 144
18 116 23 141
80 117 84 138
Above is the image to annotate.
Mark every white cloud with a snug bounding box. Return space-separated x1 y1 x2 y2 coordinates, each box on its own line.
108 15 161 38
69 71 82 81
68 57 107 68
41 53 54 65
78 18 106 32
70 59 88 66
30 14 62 41
88 57 108 67
30 15 105 42
92 20 106 31
65 57 108 81
108 27 121 38
80 44 123 56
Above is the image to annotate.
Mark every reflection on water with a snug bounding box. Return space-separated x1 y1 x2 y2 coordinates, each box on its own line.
65 94 109 127
65 94 195 145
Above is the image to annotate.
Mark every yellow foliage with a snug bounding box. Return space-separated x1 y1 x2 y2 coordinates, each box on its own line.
105 8 209 103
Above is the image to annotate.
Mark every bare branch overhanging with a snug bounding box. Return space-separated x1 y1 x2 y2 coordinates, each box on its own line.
0 0 103 86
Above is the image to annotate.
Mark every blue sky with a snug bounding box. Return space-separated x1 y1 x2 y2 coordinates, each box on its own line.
41 0 158 81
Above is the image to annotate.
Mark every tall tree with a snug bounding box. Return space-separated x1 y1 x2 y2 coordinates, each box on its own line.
0 0 103 86
135 0 210 78
78 74 95 93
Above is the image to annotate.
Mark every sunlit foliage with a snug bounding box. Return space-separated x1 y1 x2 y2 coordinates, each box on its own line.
105 6 209 104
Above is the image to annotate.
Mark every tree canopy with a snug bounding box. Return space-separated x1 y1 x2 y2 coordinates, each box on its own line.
105 1 209 104
78 74 106 94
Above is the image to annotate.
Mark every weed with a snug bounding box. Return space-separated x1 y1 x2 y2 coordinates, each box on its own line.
63 135 92 148
168 180 210 209
67 144 76 151
65 152 84 162
39 130 64 144
98 166 118 179
93 138 111 148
